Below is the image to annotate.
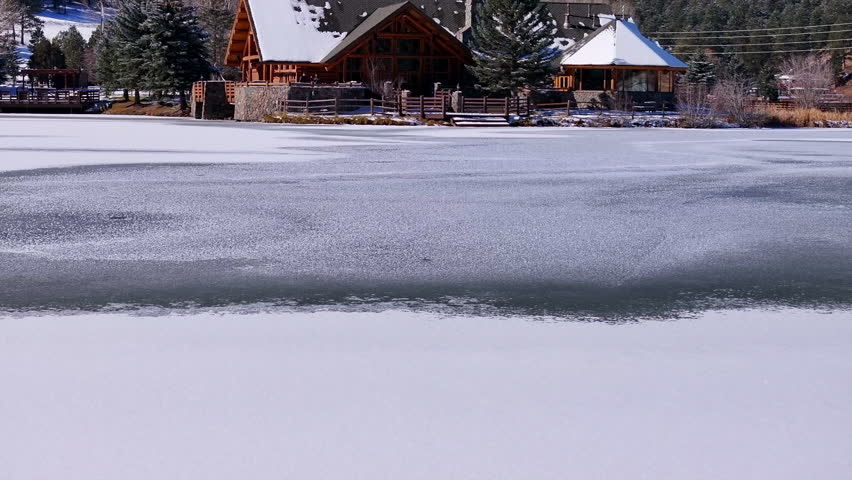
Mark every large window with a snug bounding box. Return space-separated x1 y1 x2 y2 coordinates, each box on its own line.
621 70 658 92
581 69 606 90
398 39 420 55
659 71 673 92
398 58 420 72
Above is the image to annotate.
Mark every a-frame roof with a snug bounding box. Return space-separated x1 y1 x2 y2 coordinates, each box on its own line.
560 20 688 68
229 0 472 64
319 2 471 64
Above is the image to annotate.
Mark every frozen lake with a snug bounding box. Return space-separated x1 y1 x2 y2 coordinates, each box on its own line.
0 115 850 315
1 116 851 479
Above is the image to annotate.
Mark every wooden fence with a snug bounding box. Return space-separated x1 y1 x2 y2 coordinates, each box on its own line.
0 89 100 108
752 99 852 112
280 96 450 119
192 81 237 104
455 95 531 116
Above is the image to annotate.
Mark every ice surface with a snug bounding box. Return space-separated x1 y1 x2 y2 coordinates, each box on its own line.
1 116 851 315
1 308 851 479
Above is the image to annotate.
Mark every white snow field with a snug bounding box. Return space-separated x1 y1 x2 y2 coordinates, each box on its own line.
36 2 107 41
1 309 851 480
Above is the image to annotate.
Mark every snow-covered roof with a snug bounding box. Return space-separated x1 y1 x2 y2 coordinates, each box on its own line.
247 0 345 63
560 20 687 68
242 0 470 63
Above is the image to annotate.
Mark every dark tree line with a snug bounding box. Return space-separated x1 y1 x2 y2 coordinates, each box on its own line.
633 0 852 77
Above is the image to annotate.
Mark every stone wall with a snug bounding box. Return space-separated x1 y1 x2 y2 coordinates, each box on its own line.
234 85 290 122
234 84 372 121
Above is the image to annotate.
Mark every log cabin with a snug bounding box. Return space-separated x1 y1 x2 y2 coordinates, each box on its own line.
225 0 473 93
223 0 621 94
555 19 688 96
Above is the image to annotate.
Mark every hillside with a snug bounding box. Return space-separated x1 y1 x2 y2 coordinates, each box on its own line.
633 0 852 76
15 1 111 66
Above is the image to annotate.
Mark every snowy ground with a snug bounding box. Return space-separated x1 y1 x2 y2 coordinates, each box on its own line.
12 2 110 66
36 2 107 42
1 308 851 479
1 115 851 478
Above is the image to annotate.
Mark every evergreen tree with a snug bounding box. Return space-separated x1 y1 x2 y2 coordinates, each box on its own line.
26 23 43 50
93 22 121 93
112 0 150 103
684 53 716 86
469 0 559 95
139 0 211 109
28 38 65 69
17 0 43 45
54 26 86 70
0 31 19 84
194 0 236 69
756 63 779 101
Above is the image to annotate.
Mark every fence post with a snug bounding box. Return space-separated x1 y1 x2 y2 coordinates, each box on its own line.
441 96 447 119
370 98 374 115
458 94 464 113
398 93 403 115
419 96 425 119
504 97 510 117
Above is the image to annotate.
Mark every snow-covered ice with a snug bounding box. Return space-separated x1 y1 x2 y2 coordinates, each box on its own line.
1 115 851 478
1 308 851 479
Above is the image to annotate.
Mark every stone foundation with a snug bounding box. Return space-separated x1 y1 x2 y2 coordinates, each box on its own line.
234 84 371 122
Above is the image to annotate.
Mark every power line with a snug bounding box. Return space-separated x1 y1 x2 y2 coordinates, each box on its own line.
671 45 852 55
662 37 852 48
653 28 852 40
647 21 852 35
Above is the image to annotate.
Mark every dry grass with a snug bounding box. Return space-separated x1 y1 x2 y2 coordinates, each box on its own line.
104 100 190 117
763 107 852 127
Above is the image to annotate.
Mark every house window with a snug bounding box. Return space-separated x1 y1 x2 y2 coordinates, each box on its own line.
659 71 673 92
398 58 420 72
375 38 392 54
621 70 657 92
581 69 606 90
398 39 420 55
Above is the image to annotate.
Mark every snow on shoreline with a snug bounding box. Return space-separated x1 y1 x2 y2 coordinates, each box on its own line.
1 307 851 479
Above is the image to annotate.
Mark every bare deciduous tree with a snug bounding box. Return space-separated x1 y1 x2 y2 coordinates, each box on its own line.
780 54 834 109
676 82 716 127
709 76 757 126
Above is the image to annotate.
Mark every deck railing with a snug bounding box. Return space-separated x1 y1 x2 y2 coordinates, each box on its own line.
0 88 100 106
279 96 450 119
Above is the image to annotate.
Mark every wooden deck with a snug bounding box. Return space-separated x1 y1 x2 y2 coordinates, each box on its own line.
0 89 101 112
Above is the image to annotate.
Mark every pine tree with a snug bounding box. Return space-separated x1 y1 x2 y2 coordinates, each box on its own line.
112 0 150 103
93 22 121 94
756 63 779 101
0 31 19 84
469 0 559 95
28 38 65 70
139 0 211 109
55 26 86 70
26 23 44 50
684 53 716 86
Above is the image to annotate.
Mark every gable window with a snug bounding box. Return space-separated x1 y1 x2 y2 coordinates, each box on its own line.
398 39 420 55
